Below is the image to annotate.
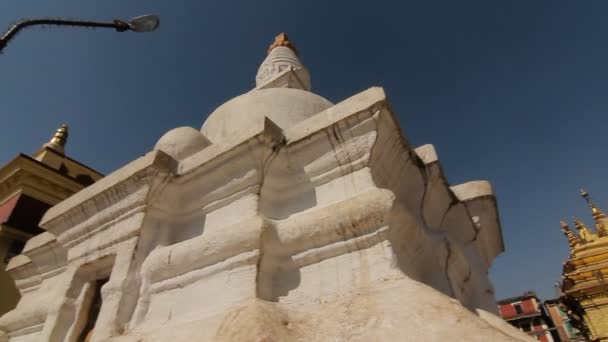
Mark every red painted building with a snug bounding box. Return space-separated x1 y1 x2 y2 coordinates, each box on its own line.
498 291 558 341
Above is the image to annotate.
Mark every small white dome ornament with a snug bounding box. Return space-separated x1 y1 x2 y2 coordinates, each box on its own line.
154 127 210 160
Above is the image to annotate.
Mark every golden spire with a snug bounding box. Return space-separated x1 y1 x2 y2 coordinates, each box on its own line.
573 217 596 243
581 189 608 236
561 221 580 251
44 124 69 154
267 33 298 55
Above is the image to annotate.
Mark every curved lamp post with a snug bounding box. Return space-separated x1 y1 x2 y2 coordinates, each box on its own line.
0 14 159 53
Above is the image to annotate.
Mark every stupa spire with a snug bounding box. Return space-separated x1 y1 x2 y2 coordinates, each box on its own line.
256 33 311 91
581 189 608 236
44 124 69 154
561 221 580 251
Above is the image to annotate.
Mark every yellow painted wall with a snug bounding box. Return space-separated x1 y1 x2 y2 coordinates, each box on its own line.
583 299 608 340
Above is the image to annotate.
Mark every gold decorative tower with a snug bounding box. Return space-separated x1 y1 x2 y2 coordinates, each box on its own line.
560 190 608 341
43 124 69 154
561 221 580 252
582 189 608 237
0 124 102 316
573 217 598 243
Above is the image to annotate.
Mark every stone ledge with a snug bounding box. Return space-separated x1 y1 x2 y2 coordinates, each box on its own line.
179 117 284 176
450 181 495 202
5 254 31 273
40 149 177 230
21 232 56 255
414 144 439 165
450 181 504 264
285 87 386 144
413 144 454 230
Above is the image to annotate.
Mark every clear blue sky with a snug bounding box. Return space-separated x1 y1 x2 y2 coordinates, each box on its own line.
1 1 607 301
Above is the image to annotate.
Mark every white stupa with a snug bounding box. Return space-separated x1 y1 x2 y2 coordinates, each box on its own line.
0 33 531 341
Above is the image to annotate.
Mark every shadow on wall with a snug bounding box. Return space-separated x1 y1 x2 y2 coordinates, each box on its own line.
259 147 317 220
256 223 301 302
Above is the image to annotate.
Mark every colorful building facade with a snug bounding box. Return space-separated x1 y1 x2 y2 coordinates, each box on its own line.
560 190 608 341
498 291 556 341
544 298 584 341
0 125 102 316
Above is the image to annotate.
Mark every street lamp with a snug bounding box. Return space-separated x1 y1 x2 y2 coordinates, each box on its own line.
0 14 159 53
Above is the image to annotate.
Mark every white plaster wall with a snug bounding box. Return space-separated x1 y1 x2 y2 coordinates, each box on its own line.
0 85 527 341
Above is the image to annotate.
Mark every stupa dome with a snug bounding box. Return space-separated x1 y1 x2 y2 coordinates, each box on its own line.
154 126 210 160
201 88 332 145
201 33 333 145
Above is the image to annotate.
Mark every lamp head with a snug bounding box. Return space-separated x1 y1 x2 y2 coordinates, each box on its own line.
128 15 159 32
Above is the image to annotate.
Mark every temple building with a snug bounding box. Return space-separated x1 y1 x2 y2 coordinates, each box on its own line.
0 34 532 341
497 291 557 341
544 298 585 342
560 190 608 341
0 125 103 317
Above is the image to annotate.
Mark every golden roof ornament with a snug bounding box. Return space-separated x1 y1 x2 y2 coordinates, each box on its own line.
573 217 596 243
267 32 298 55
44 124 69 154
560 221 580 251
581 188 608 236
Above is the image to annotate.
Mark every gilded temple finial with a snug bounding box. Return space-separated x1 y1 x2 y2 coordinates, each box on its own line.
44 124 69 154
561 221 580 251
267 32 298 55
581 188 608 236
573 217 597 243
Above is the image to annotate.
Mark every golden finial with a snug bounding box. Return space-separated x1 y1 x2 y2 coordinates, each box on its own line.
267 33 298 55
573 217 596 243
573 217 589 231
581 188 608 236
50 124 68 146
44 124 69 154
560 221 580 251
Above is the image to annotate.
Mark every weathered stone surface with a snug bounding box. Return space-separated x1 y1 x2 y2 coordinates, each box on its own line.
0 41 531 341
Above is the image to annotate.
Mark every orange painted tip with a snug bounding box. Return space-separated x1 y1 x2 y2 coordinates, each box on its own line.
267 32 298 55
